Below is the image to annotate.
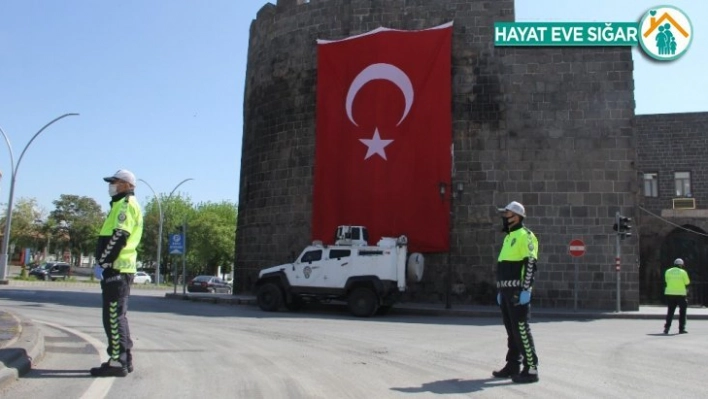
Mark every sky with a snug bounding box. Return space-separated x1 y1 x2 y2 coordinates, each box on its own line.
1 0 706 215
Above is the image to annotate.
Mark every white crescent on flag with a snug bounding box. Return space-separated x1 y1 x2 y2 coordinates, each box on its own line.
345 63 414 127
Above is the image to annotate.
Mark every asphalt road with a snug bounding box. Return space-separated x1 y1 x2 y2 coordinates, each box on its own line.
0 286 706 399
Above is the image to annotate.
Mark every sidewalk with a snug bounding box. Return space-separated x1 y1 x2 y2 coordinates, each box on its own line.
0 310 44 389
165 293 708 320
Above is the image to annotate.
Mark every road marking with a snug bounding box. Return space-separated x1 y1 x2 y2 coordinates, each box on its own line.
38 320 114 399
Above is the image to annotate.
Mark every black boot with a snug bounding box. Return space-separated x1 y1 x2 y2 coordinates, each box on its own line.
90 360 129 377
126 350 134 373
492 362 520 378
512 367 539 383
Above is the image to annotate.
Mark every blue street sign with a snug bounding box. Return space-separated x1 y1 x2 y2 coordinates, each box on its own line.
169 233 184 255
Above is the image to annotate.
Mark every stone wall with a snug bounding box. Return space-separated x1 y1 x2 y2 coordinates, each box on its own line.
235 0 639 310
635 112 708 304
635 112 708 212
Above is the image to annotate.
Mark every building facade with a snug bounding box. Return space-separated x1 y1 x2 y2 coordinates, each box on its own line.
235 0 640 310
636 112 708 306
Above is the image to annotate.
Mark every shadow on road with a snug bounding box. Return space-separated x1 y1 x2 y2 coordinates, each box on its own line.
391 377 513 394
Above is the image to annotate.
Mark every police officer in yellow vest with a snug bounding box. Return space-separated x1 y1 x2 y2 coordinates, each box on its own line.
492 201 540 384
663 258 690 335
90 169 143 377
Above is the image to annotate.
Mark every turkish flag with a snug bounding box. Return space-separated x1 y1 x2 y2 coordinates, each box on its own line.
312 22 453 252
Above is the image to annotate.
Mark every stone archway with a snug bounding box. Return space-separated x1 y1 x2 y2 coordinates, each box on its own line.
659 225 708 306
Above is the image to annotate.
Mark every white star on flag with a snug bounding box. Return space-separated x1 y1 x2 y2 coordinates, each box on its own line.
359 128 394 160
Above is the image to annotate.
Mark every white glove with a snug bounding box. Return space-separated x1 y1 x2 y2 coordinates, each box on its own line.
93 265 104 280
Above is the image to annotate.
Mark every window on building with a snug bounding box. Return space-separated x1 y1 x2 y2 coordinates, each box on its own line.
674 171 691 197
643 173 658 197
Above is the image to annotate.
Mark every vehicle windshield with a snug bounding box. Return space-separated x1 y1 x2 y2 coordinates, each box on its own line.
192 276 212 282
36 263 53 270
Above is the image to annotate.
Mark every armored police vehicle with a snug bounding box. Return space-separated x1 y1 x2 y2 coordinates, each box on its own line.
255 226 424 317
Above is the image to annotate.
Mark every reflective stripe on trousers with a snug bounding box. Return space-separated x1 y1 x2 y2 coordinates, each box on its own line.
499 290 538 369
101 270 134 364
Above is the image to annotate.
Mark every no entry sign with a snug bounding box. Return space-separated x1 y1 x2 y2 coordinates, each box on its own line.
569 239 586 257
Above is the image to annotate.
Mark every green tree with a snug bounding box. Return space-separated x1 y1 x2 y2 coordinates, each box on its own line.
188 201 237 276
139 194 194 280
0 198 46 266
49 195 105 265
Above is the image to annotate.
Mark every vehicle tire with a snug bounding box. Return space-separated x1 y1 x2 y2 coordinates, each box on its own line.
208 287 216 294
257 283 283 312
347 287 379 317
284 296 304 312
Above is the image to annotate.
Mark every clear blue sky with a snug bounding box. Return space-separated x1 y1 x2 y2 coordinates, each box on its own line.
1 1 706 215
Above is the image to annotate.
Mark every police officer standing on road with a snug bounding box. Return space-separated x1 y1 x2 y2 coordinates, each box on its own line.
90 169 143 377
492 201 540 384
663 258 691 335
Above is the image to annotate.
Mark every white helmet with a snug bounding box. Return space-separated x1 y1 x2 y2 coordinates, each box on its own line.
498 201 526 218
674 258 684 266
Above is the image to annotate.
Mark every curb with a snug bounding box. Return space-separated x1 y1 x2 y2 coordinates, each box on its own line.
2 279 172 291
0 311 45 389
164 293 708 320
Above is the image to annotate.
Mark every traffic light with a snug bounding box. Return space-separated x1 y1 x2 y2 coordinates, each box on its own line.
613 214 632 239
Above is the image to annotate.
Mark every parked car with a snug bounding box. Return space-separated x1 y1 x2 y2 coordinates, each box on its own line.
29 262 71 281
187 275 232 294
133 271 152 284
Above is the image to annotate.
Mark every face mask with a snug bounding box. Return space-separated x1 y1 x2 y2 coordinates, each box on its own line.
108 183 119 197
501 216 510 232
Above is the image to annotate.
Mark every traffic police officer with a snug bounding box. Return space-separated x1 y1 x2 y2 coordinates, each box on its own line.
90 169 143 377
492 201 540 384
663 258 691 334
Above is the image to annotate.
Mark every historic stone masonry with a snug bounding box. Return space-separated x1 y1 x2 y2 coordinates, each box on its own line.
235 0 638 310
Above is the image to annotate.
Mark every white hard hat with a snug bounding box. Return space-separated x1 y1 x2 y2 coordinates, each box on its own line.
498 201 526 218
674 258 684 265
103 169 136 186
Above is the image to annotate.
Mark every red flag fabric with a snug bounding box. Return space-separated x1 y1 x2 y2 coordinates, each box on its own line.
312 22 453 252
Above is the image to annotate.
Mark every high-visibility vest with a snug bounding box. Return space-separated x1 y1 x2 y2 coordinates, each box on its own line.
99 196 143 273
664 267 690 296
497 227 538 281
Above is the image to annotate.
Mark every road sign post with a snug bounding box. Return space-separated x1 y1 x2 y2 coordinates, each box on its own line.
169 233 184 255
569 239 586 257
169 233 184 294
569 239 585 311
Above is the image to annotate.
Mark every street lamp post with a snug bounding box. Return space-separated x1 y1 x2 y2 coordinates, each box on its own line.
137 178 193 286
138 179 163 285
0 113 79 282
166 179 193 293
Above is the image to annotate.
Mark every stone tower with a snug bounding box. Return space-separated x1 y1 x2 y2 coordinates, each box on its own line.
235 0 638 310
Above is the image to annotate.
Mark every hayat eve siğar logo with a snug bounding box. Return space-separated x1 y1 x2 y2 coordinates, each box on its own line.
638 5 693 61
